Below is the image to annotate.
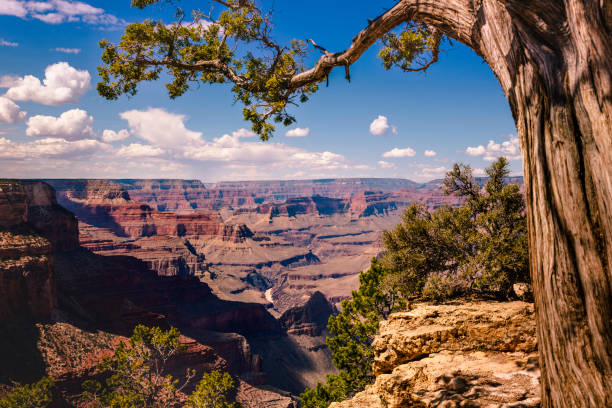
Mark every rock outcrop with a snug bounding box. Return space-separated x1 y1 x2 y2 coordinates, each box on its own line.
331 301 539 408
0 180 78 321
280 291 337 336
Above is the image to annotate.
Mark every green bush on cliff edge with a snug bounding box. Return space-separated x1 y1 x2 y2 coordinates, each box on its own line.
0 326 240 408
300 158 529 407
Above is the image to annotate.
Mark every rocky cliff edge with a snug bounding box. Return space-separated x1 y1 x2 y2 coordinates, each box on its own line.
331 301 539 408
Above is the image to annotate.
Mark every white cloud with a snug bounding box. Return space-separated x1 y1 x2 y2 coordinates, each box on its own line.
465 135 521 161
473 168 486 176
0 39 18 47
285 127 310 138
382 147 416 158
117 143 165 158
101 129 130 143
26 108 95 140
0 0 125 28
369 115 391 136
52 47 81 54
466 145 486 156
232 128 256 138
0 0 27 17
0 136 109 159
120 108 202 148
411 164 448 180
378 160 396 169
0 97 26 124
2 62 91 106
424 150 437 157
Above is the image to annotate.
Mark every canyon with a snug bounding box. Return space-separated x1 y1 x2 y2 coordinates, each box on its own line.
43 177 474 313
1 176 527 406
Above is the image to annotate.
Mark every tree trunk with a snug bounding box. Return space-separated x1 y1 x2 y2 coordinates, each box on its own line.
463 2 612 406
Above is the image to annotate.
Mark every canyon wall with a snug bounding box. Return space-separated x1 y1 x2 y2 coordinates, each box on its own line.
0 180 78 321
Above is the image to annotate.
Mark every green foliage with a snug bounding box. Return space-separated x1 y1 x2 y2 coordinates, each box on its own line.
300 260 404 407
81 325 189 408
383 157 529 300
81 325 239 408
99 1 438 139
187 371 241 408
378 22 442 72
0 377 54 408
98 0 317 140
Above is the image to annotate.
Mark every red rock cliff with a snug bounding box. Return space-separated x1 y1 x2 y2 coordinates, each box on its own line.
0 180 78 321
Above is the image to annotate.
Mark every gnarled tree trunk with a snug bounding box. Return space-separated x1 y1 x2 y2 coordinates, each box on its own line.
306 0 612 406
466 2 612 406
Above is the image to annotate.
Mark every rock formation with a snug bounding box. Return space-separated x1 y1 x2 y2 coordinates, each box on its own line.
280 291 337 336
0 180 78 321
331 301 539 408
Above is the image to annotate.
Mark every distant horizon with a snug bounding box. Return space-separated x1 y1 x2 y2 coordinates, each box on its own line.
31 174 524 185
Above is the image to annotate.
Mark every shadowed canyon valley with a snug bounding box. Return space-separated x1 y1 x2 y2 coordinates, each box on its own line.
0 177 527 407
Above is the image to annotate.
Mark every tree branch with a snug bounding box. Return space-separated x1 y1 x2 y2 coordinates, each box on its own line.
289 0 475 89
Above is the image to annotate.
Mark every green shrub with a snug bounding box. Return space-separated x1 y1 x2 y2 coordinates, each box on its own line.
382 157 529 301
187 371 242 408
81 325 239 408
0 377 54 408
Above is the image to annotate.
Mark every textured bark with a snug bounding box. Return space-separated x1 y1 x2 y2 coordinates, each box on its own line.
298 1 612 406
460 2 612 406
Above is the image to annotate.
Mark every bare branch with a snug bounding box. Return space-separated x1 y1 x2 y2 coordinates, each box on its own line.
289 0 475 89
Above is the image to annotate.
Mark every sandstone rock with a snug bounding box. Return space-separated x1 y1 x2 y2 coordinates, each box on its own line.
512 283 532 301
373 301 536 375
332 301 539 408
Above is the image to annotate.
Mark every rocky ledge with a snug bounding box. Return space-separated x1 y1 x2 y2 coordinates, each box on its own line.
331 301 539 408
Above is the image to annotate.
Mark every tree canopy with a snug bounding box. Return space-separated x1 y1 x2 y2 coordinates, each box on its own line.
98 0 442 139
382 157 529 300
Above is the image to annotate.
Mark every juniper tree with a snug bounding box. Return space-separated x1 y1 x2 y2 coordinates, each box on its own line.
100 1 612 406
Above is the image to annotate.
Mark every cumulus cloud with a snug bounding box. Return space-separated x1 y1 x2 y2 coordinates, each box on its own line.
117 143 165 158
382 147 416 158
2 62 91 106
410 164 448 180
185 132 349 171
0 39 18 47
369 115 392 136
232 128 256 138
117 108 357 174
26 108 95 140
0 0 126 28
0 96 26 124
120 108 203 148
52 47 81 54
0 136 109 159
466 145 486 156
424 150 437 157
0 0 27 17
285 127 310 138
378 160 396 169
465 135 522 161
101 129 130 143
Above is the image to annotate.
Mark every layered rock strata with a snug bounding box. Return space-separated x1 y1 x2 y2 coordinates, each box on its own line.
0 180 78 321
331 301 539 408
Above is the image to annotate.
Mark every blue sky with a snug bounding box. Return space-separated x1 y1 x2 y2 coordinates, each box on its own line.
0 0 521 182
